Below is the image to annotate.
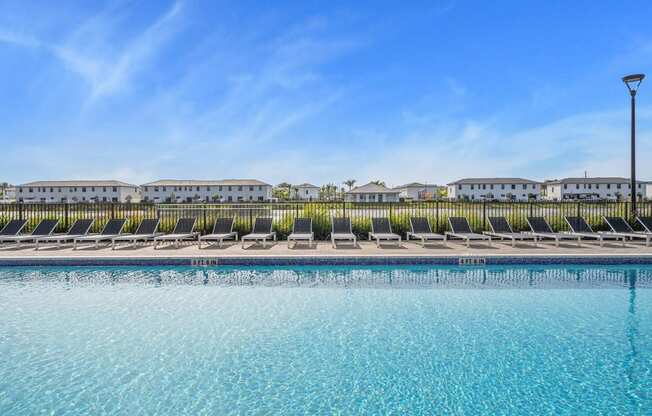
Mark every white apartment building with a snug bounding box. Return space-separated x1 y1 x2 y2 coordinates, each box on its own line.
393 183 441 200
541 177 647 201
291 183 320 201
140 179 273 203
345 182 400 202
16 181 141 203
1 187 16 203
447 178 542 201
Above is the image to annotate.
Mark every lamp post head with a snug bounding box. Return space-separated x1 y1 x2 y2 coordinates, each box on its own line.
623 73 645 96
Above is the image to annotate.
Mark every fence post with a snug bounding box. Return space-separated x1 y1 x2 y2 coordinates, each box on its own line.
111 203 115 219
18 201 23 221
482 201 486 231
249 207 253 231
342 199 346 217
435 200 439 232
64 203 69 229
203 206 207 234
625 201 630 222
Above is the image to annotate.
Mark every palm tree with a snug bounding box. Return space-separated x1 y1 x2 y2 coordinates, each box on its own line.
343 179 356 191
320 183 338 200
370 180 386 187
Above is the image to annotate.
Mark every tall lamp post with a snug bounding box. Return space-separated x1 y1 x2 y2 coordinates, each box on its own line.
622 74 645 217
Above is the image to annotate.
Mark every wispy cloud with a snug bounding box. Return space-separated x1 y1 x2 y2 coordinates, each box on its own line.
56 1 184 102
0 1 184 103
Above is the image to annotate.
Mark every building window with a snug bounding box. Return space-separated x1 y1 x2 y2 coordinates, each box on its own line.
206 186 210 191
617 184 621 189
481 184 486 190
249 196 253 200
258 196 264 201
249 186 254 191
218 186 223 191
196 187 200 191
501 184 505 190
522 184 526 190
91 187 95 192
112 187 117 192
458 185 462 190
82 187 86 192
228 186 232 191
490 184 494 190
238 186 243 191
511 184 515 190
258 186 262 191
563 184 567 189
470 185 474 190
29 188 33 193
163 187 166 192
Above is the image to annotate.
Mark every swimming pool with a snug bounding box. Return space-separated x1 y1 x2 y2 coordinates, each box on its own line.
1 264 651 414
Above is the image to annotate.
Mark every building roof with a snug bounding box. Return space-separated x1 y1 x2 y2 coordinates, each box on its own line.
393 182 441 189
19 180 137 187
295 183 319 188
544 177 639 185
141 179 271 187
447 178 540 185
347 182 401 194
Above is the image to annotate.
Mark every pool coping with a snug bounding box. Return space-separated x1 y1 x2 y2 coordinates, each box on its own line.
2 253 652 266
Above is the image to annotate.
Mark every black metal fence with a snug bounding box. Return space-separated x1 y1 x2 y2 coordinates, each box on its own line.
1 201 650 240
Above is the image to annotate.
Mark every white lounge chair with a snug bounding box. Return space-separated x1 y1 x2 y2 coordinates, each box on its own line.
638 217 652 234
0 219 28 238
0 219 59 248
112 219 161 249
73 219 127 249
446 217 491 248
35 219 94 249
564 216 625 247
331 217 356 248
198 218 238 248
154 218 199 249
288 218 314 248
369 217 401 247
525 216 581 247
406 217 445 247
603 216 652 247
241 217 276 248
483 216 537 248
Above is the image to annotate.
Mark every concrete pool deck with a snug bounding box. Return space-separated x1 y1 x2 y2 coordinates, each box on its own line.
0 239 651 261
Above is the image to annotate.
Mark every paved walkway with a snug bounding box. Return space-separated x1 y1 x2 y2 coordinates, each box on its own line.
0 239 650 259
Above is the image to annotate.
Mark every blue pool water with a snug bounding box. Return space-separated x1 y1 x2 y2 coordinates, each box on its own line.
1 264 651 415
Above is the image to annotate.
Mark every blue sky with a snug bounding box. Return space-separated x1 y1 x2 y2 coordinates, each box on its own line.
1 0 651 187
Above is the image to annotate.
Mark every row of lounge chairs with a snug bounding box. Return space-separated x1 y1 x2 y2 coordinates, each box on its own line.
2 215 652 249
